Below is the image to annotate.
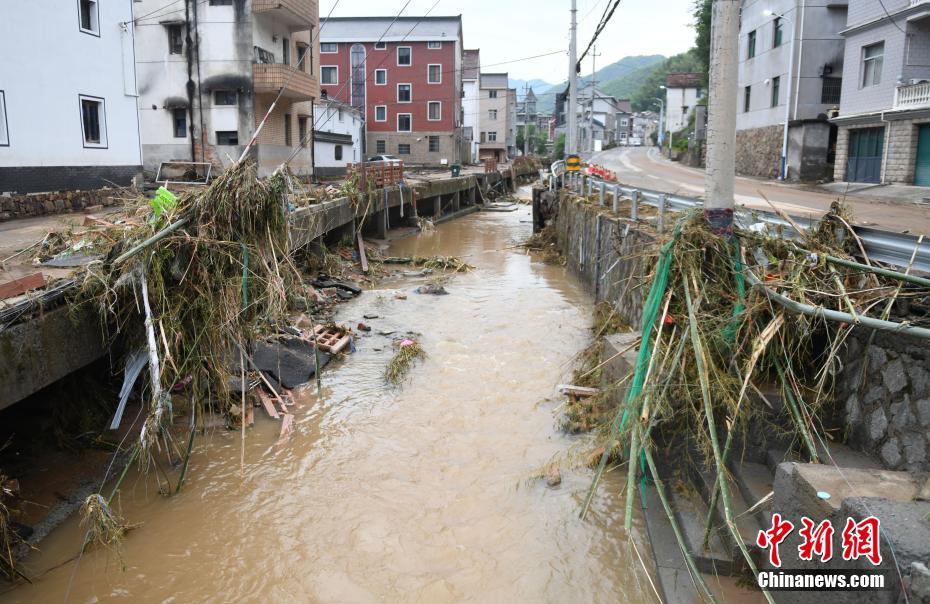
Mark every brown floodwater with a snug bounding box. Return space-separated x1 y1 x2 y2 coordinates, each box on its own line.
0 200 656 603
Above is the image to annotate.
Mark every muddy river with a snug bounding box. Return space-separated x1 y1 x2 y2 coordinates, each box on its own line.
1 201 654 603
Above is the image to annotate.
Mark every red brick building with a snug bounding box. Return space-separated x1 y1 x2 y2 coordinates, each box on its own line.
319 16 468 165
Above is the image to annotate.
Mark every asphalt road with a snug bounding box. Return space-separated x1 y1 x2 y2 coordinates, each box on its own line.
590 146 930 235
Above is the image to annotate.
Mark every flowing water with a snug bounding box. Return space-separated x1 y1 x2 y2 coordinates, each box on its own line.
1 201 654 603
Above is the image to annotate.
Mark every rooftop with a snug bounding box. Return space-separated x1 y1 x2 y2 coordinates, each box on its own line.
666 72 703 89
463 49 480 80
319 16 462 43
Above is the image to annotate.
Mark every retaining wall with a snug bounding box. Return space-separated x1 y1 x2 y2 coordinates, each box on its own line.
0 187 124 222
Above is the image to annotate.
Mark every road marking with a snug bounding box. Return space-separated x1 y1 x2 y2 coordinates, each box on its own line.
619 149 643 173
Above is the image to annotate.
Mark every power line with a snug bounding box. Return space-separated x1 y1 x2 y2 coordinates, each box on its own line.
577 0 623 69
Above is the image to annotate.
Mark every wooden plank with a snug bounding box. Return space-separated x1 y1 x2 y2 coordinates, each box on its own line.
357 231 369 273
276 414 294 447
0 273 45 300
557 384 599 398
256 389 280 419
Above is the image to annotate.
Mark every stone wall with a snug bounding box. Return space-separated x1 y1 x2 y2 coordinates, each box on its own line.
838 329 930 472
553 195 654 328
0 187 123 222
734 124 782 179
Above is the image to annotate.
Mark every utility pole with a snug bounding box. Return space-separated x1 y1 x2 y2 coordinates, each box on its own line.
588 46 601 153
567 0 578 155
704 0 740 233
523 83 530 156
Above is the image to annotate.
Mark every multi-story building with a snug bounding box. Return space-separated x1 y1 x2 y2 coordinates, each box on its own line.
319 16 466 165
832 0 930 185
632 111 659 145
737 0 847 181
478 73 509 162
0 0 143 193
616 110 633 145
462 49 481 164
134 0 319 178
313 98 363 176
665 73 703 134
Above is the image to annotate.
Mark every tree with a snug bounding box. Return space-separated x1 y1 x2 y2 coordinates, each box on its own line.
554 133 566 159
536 136 548 156
693 0 712 79
630 49 703 111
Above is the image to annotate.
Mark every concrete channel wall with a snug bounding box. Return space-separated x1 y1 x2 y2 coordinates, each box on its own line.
0 167 530 412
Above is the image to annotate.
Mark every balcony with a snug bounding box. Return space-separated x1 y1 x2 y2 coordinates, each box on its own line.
912 0 929 6
252 0 317 32
894 80 930 110
253 62 318 100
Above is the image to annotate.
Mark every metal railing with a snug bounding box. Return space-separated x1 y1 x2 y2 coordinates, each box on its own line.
561 172 930 273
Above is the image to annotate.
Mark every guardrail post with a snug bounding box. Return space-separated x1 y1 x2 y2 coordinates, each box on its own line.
631 189 640 221
599 181 606 206
612 185 620 213
658 193 667 233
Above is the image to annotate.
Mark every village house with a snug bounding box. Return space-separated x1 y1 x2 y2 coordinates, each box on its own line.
313 98 363 176
736 0 847 181
462 49 482 164
478 73 510 162
132 0 320 178
318 16 467 166
0 0 143 193
664 72 703 134
832 0 930 186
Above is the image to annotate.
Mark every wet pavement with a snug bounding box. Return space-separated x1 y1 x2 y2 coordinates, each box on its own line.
0 201 655 602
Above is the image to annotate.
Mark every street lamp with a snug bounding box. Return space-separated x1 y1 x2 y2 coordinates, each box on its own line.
764 8 796 181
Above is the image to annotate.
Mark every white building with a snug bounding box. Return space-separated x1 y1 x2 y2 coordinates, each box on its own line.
133 0 319 178
0 0 143 193
313 99 362 176
462 49 481 164
665 72 703 132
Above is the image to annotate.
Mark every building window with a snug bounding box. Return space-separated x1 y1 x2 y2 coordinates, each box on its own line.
488 131 497 142
321 66 338 85
284 114 292 146
79 95 106 147
0 91 8 146
771 76 780 107
78 0 99 35
428 135 439 152
773 17 784 47
214 90 237 105
335 145 343 161
216 130 238 145
376 140 386 153
747 30 756 59
320 43 338 54
375 69 387 85
397 113 412 132
375 105 387 121
821 77 842 104
282 38 290 66
397 83 412 103
298 116 307 147
428 64 441 84
862 42 884 88
296 43 309 72
743 85 751 112
397 46 412 66
337 108 343 122
428 101 441 121
209 0 233 4
172 108 186 138
428 41 442 49
374 42 386 50
488 109 497 120
489 90 498 99
167 24 183 54
398 143 411 155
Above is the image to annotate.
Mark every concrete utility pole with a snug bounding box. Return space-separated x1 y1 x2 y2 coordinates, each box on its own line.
704 0 740 233
567 0 578 155
588 46 601 153
523 83 530 156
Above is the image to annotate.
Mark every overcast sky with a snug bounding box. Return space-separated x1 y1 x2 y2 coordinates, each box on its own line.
320 0 698 83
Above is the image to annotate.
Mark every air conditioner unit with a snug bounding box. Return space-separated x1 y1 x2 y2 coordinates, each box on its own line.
909 78 930 85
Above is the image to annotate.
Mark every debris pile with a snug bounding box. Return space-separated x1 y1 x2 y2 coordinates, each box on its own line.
575 206 930 598
385 338 426 385
522 224 565 265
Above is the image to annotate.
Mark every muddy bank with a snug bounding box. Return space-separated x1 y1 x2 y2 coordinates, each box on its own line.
0 201 655 602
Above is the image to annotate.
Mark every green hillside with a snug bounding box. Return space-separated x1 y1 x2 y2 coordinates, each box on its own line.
536 54 666 114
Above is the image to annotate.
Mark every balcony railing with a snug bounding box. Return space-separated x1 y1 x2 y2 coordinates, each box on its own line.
911 0 929 7
252 0 317 31
253 63 318 100
894 80 930 110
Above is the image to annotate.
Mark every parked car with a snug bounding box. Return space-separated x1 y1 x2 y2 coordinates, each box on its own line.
367 154 402 164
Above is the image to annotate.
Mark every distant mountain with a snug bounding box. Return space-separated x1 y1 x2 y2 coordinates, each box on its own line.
508 78 555 97
536 54 666 114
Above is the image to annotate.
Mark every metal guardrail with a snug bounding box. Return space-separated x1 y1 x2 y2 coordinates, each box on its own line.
562 171 930 274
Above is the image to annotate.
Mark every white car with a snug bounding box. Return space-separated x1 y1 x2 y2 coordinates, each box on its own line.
367 154 402 165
